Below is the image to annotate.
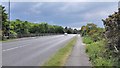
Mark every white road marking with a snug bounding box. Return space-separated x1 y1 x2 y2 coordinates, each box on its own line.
2 45 28 52
2 35 68 52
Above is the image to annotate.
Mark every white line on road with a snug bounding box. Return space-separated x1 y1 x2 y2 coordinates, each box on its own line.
2 35 64 52
2 45 28 52
2 35 76 52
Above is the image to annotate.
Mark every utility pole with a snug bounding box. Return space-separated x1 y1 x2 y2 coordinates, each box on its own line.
118 1 120 13
8 0 10 39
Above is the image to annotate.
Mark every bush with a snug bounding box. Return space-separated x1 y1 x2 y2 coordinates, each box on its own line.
83 36 93 44
86 40 114 66
102 9 120 67
9 30 17 39
91 33 101 42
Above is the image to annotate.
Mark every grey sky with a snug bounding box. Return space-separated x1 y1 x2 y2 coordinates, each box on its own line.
1 2 118 29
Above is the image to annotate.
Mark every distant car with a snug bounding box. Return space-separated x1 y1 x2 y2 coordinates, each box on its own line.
64 33 68 36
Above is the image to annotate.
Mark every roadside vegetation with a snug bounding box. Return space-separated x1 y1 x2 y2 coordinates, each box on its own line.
81 23 109 66
81 9 120 67
43 37 77 66
0 5 79 41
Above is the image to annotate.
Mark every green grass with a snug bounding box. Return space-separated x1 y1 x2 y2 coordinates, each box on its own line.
83 37 114 66
43 37 77 66
83 36 93 44
0 39 15 42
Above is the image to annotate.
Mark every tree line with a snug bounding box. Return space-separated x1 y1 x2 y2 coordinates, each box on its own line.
0 5 79 40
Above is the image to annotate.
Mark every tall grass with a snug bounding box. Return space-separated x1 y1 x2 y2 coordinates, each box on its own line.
83 37 114 66
83 36 93 44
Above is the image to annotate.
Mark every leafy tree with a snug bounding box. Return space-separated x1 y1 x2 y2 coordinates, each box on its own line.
64 27 78 34
73 29 78 34
0 5 9 36
53 25 64 33
81 23 104 42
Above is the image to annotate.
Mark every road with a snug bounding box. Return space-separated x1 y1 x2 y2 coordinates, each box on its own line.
65 35 91 66
2 34 76 66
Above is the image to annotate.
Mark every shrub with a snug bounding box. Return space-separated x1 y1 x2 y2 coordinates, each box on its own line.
102 9 120 66
9 30 17 39
86 40 114 66
83 36 93 44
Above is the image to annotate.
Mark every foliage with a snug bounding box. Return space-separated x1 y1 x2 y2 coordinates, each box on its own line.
102 9 120 67
81 23 116 66
81 23 97 36
9 20 65 38
81 23 104 42
64 27 79 34
0 5 9 37
83 36 93 44
82 9 120 67
9 30 17 39
85 39 113 66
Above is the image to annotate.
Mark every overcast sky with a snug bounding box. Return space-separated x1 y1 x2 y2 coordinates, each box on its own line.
1 2 118 29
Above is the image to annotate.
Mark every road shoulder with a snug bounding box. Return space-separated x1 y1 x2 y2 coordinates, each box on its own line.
65 35 92 66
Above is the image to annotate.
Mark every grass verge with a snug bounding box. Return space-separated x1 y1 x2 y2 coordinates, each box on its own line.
83 36 93 44
0 39 16 42
83 37 114 66
43 36 77 66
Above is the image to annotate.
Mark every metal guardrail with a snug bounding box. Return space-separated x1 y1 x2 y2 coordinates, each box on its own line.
1 33 63 40
16 33 62 38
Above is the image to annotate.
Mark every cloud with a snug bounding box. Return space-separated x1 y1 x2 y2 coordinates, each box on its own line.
1 0 119 2
0 2 2 5
27 3 43 14
1 2 118 28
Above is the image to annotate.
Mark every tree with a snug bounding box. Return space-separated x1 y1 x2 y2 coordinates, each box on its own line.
81 23 104 42
0 5 9 36
73 29 78 34
64 27 74 34
53 25 64 33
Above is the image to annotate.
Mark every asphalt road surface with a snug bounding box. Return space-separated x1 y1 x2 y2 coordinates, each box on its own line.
2 34 76 66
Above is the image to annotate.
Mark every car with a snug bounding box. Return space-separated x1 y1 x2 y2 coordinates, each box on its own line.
64 33 68 36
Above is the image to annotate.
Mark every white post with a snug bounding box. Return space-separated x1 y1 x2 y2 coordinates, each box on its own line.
8 0 10 39
118 1 120 13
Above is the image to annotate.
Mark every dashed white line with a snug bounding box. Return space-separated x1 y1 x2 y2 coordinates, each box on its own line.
2 35 64 52
3 45 28 52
